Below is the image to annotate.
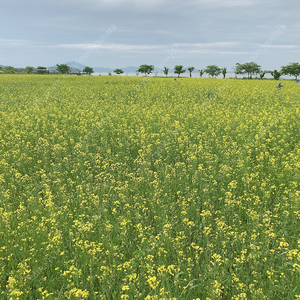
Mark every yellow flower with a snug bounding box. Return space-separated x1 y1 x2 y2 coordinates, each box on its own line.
147 276 160 289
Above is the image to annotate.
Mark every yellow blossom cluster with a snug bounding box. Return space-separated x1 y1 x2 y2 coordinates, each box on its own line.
0 75 299 299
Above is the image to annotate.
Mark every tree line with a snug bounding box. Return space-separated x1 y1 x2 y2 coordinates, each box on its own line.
1 62 299 80
136 62 300 80
0 64 95 75
0 64 125 76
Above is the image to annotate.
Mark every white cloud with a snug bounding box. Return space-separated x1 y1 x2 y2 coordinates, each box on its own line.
179 42 242 48
264 44 300 49
184 49 250 55
45 41 253 60
0 39 27 46
2 0 299 69
49 43 166 53
192 0 255 8
49 41 242 52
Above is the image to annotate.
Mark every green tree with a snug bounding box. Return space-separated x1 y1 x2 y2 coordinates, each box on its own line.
281 62 300 80
260 71 266 79
174 65 186 77
83 66 94 75
37 66 48 75
25 66 34 74
3 66 16 74
235 62 261 79
271 69 281 80
199 69 204 78
56 64 71 74
188 67 195 78
114 68 124 75
204 65 221 78
222 67 227 79
137 64 154 76
163 67 169 77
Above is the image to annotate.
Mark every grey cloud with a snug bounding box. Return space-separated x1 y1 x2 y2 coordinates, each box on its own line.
1 0 299 69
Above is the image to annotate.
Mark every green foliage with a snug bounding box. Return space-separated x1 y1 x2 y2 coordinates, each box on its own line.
37 66 48 75
1 66 17 74
204 65 222 78
174 65 186 77
260 71 266 79
235 62 261 79
271 69 281 80
114 68 124 75
199 69 204 78
222 67 227 79
83 66 94 75
163 67 169 77
1 76 300 298
0 76 300 299
56 64 71 74
188 67 195 78
281 62 300 80
25 66 34 74
137 64 154 76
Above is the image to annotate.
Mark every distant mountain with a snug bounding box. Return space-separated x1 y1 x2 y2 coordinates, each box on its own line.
93 66 114 73
63 62 140 74
123 66 139 73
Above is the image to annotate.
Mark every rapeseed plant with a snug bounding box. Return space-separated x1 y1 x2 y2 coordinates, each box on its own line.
0 75 299 299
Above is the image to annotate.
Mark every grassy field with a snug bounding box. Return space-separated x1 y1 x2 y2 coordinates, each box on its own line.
0 75 300 299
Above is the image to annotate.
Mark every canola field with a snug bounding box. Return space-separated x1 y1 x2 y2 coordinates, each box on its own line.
0 75 300 299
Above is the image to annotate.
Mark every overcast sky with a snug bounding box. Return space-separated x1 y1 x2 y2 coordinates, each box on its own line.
1 0 299 71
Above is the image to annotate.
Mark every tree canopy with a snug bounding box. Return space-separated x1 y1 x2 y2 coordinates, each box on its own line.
204 65 222 78
163 67 169 77
25 66 34 74
137 64 154 76
198 69 204 78
37 66 48 75
56 64 71 74
235 62 261 79
271 70 281 80
3 66 16 74
174 65 186 77
222 68 227 79
260 71 266 79
114 68 124 75
188 67 195 78
281 62 300 80
83 66 94 75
